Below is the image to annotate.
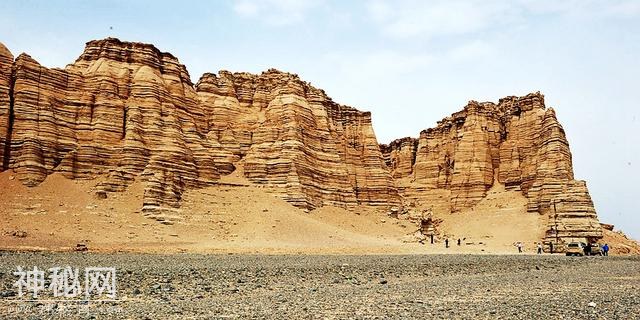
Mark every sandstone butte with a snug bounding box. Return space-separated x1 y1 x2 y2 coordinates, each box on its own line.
0 38 606 248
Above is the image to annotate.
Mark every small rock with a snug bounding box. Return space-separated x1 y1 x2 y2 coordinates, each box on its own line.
12 230 27 238
0 290 17 297
588 302 597 308
379 278 388 285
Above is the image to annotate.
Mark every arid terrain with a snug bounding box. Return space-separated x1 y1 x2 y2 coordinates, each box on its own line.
1 37 639 320
1 38 629 253
2 170 638 255
1 252 639 319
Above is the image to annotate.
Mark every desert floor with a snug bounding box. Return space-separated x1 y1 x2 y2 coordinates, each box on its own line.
3 170 637 255
0 252 638 319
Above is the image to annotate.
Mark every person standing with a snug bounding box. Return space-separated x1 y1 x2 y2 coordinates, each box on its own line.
457 238 461 246
445 238 449 248
602 243 609 256
516 242 523 253
549 242 554 254
537 243 543 254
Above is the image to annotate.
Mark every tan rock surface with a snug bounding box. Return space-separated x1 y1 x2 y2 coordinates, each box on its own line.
196 69 399 209
0 42 13 171
381 92 603 245
0 38 629 250
0 38 399 218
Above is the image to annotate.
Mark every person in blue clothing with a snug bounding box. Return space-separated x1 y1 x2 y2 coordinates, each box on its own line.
602 243 610 256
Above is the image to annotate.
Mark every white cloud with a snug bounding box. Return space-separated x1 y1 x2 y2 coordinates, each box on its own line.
366 0 515 39
518 0 640 17
366 0 640 40
232 0 324 26
605 0 640 18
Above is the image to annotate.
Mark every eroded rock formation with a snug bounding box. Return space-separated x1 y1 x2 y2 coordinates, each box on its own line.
0 42 13 171
195 70 399 209
0 38 602 244
0 38 399 220
380 93 602 243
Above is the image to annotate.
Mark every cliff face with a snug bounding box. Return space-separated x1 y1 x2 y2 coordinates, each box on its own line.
380 93 602 242
0 42 13 171
0 38 602 243
195 69 399 208
0 38 399 219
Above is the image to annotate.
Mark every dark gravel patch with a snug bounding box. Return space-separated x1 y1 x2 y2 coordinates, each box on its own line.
0 252 638 319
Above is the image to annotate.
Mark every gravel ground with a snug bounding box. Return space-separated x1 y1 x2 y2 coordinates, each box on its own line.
0 252 638 319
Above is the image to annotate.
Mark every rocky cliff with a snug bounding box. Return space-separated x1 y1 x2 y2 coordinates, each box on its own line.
0 38 602 244
380 93 602 243
0 38 399 221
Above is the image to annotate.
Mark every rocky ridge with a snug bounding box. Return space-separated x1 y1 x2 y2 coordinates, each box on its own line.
380 93 602 244
0 38 398 222
0 38 602 244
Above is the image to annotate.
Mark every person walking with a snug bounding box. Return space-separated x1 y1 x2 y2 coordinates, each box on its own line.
516 242 523 253
537 242 543 254
602 243 609 256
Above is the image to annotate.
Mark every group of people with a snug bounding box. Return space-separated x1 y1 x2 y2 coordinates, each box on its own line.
514 241 550 254
584 242 610 256
515 241 611 255
443 238 463 248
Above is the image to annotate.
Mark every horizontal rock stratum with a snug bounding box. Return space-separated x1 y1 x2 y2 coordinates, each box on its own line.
0 38 602 244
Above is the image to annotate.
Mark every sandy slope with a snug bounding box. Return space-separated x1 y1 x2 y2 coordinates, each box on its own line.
0 170 419 254
601 228 640 255
0 169 634 255
437 182 547 253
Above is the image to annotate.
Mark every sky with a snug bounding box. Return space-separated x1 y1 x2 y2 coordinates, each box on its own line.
0 0 638 239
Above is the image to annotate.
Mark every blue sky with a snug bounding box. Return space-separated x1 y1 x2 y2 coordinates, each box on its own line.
1 0 639 239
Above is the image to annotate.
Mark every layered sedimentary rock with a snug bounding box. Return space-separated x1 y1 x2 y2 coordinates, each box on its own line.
2 39 236 219
381 93 602 242
0 42 13 170
380 137 417 179
0 38 399 216
0 38 603 244
196 69 399 208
